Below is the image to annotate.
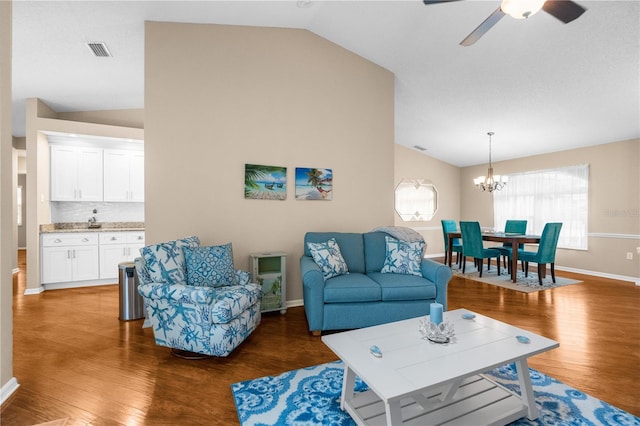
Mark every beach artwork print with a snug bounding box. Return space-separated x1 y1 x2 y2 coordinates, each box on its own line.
244 164 287 200
295 168 333 200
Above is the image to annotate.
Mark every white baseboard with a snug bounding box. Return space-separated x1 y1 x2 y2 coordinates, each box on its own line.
555 265 640 286
43 279 117 291
1 377 20 406
12 268 19 275
23 286 44 295
286 299 304 308
24 280 118 295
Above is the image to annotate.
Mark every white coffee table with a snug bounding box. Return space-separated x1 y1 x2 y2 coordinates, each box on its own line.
322 309 559 426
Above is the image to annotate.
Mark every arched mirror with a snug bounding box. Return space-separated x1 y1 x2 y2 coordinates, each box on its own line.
394 179 438 221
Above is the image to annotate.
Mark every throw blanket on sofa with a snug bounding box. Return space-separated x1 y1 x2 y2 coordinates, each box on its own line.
371 226 425 243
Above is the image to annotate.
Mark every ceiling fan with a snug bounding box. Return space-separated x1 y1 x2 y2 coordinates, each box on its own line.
423 0 587 46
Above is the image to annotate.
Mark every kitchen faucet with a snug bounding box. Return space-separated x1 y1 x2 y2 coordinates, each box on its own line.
88 209 99 227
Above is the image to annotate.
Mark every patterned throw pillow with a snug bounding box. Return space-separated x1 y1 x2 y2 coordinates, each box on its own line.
184 243 237 287
307 238 349 280
140 236 200 285
381 236 425 276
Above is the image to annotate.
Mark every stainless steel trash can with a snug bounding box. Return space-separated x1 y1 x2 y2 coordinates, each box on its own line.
118 261 144 321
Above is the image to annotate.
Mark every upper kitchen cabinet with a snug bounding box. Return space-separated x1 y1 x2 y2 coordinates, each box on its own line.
104 149 144 202
50 145 103 201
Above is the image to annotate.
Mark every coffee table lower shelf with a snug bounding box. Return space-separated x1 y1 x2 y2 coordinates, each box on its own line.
343 373 530 426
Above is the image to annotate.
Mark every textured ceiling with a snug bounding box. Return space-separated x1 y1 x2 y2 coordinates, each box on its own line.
12 0 640 167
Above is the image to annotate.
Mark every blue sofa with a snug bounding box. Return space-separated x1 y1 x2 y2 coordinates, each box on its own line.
300 231 452 335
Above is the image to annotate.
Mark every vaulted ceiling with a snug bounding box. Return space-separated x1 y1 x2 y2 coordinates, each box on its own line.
12 1 639 166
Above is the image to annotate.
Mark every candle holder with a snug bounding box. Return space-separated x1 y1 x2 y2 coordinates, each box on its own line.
419 318 455 344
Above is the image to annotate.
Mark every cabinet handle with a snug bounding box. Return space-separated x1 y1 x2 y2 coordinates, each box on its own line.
73 250 76 259
111 237 117 241
78 190 82 199
82 238 89 242
54 239 62 243
137 236 143 240
67 250 71 259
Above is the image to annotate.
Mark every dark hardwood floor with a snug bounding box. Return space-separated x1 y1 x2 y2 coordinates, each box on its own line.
2 250 639 425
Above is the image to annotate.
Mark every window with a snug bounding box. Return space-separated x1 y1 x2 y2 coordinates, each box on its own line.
17 185 23 227
493 165 589 250
394 179 438 221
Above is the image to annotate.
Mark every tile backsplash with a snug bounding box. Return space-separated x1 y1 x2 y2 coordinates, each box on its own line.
50 202 144 223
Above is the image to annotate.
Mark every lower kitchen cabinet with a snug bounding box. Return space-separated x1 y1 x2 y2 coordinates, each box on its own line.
99 232 145 279
41 231 145 286
41 233 99 284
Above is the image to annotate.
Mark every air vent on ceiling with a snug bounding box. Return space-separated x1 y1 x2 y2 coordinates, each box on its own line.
86 42 112 57
413 145 427 151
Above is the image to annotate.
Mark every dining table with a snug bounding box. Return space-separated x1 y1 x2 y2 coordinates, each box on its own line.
447 232 541 283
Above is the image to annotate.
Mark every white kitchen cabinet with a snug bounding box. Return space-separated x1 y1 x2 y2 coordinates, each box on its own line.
41 233 99 284
99 232 145 279
104 150 144 202
50 145 103 201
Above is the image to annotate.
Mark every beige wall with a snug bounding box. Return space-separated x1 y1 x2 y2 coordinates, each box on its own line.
461 139 640 279
145 22 395 303
393 144 460 256
1 0 15 403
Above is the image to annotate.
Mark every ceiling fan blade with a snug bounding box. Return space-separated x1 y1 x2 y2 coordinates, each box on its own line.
542 0 586 23
422 0 461 4
460 7 505 46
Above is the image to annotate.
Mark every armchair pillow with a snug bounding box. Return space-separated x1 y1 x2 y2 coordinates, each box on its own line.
307 238 349 279
184 243 237 287
140 236 200 285
380 236 425 276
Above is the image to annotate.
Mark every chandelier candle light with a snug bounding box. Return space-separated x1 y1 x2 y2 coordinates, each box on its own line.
474 131 508 192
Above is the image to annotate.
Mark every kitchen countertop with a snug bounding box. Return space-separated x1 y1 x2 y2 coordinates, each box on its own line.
40 222 145 233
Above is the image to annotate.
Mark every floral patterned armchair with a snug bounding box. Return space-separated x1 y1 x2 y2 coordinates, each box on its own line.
135 236 261 357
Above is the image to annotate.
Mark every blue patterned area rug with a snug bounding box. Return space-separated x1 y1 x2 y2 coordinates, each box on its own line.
231 360 639 426
451 262 582 293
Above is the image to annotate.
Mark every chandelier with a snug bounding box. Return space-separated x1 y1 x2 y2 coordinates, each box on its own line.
473 132 508 192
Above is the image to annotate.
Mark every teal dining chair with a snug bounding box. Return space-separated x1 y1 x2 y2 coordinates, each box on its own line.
496 219 528 269
513 222 563 285
441 220 463 267
459 221 501 277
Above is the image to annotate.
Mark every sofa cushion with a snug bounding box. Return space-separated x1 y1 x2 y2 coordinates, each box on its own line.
307 238 349 279
368 272 436 301
380 236 425 276
140 236 200 285
324 273 381 303
184 243 237 287
304 232 365 273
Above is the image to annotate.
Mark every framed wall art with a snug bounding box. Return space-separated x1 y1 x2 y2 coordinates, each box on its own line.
244 164 287 200
295 167 333 200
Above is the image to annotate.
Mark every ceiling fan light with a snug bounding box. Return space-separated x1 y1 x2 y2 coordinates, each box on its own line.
501 0 546 19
